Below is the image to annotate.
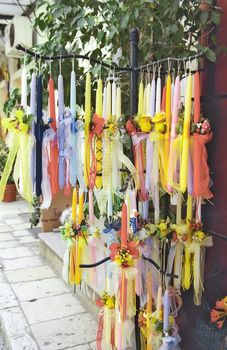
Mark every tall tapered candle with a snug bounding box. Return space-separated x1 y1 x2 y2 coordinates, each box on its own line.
150 78 156 117
103 85 107 120
180 74 192 193
96 78 103 116
146 82 151 116
163 290 170 332
156 285 162 320
84 72 91 187
78 191 84 225
121 203 128 246
138 81 144 115
165 74 172 160
72 187 77 225
147 271 153 350
70 70 76 120
21 65 27 111
106 81 111 120
49 77 56 131
58 74 65 189
155 77 161 113
167 75 180 193
95 78 103 189
116 85 121 120
36 74 43 196
49 76 59 195
194 71 200 123
30 72 36 189
112 80 116 117
147 271 153 313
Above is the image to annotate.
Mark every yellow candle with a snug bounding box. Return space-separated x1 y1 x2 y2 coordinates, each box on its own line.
78 191 84 225
106 81 111 120
165 74 171 160
71 187 77 225
147 271 153 350
116 85 121 120
84 72 91 187
143 84 147 115
96 78 102 116
180 74 192 193
95 78 103 189
156 285 162 320
138 81 144 115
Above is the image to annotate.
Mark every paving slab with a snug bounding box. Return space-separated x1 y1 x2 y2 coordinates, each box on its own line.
5 218 23 225
0 306 29 338
0 247 32 259
0 272 5 283
67 345 92 350
19 236 38 244
2 256 44 270
31 313 97 350
0 233 14 242
5 265 56 283
21 293 85 324
11 223 31 231
7 334 38 350
0 241 18 249
11 277 70 301
0 283 18 309
13 230 32 237
0 226 12 233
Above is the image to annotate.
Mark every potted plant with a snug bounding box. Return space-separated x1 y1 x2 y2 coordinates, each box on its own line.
0 141 17 202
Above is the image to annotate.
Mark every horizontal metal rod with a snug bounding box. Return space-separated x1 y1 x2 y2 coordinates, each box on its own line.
16 44 132 72
16 44 204 75
135 52 204 71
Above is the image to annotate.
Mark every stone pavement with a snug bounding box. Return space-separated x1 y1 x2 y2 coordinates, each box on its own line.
0 198 97 350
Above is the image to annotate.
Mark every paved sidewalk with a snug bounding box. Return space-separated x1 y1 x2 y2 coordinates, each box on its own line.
0 198 97 350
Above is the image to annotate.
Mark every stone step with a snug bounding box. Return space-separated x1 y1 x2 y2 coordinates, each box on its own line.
38 232 99 317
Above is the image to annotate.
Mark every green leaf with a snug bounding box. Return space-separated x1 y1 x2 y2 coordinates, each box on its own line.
200 10 209 24
211 11 221 25
206 48 216 62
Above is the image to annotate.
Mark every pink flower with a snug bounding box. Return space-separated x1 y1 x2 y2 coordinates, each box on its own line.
109 240 139 261
215 300 224 310
217 320 224 329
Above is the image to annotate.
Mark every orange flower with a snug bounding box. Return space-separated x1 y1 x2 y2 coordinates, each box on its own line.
210 309 221 323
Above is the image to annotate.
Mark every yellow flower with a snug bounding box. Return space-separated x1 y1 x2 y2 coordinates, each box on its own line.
15 109 24 123
194 230 205 242
152 112 165 124
155 121 166 133
139 116 152 132
106 297 115 309
93 228 100 239
159 222 167 232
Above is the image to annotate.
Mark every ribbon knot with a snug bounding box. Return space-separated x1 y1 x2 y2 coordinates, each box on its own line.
91 114 105 136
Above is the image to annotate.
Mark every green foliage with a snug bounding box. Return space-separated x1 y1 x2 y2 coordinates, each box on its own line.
3 88 21 117
29 195 41 228
0 141 14 184
32 0 223 108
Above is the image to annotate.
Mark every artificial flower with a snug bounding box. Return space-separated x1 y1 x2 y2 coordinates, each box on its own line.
138 116 152 132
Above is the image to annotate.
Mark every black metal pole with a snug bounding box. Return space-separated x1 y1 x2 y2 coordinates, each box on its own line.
129 28 139 116
129 27 141 350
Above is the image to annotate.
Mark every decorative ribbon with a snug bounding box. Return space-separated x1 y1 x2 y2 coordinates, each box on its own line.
69 120 86 191
40 128 55 209
188 235 213 305
132 132 149 201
